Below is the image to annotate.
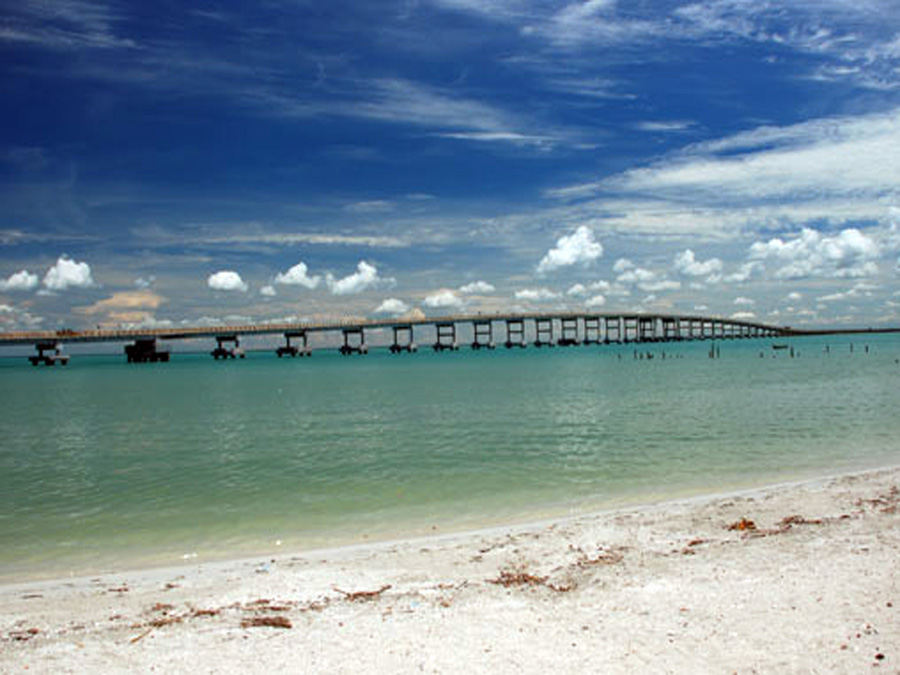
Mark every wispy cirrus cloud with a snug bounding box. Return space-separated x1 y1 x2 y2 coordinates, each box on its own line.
0 0 137 50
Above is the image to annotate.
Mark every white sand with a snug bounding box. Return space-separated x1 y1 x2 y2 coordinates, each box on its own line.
2 466 898 674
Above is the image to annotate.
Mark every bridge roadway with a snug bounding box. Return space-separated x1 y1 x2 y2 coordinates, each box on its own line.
0 311 795 365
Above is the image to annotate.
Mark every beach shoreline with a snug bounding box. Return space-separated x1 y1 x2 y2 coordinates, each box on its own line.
2 463 898 672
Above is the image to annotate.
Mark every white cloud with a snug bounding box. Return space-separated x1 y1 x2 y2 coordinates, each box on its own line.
567 283 587 296
275 261 321 289
640 280 681 292
0 269 39 291
537 225 603 274
374 298 411 315
327 261 394 295
207 270 248 292
817 282 877 303
673 249 723 277
616 266 656 285
515 288 561 302
134 276 155 289
585 294 606 308
724 261 763 283
343 200 395 213
786 292 803 301
613 258 634 273
547 108 900 240
749 227 880 279
0 303 43 331
260 285 277 297
43 256 94 290
423 289 464 309
731 311 757 320
635 120 694 132
459 280 495 294
734 296 755 306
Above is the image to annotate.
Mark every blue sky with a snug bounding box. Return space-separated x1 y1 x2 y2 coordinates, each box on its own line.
2 0 900 332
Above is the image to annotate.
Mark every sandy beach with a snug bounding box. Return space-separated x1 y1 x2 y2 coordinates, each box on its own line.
1 465 898 674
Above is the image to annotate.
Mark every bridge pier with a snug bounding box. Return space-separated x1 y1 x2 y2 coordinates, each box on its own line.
277 331 310 357
558 317 580 346
433 322 458 351
624 317 639 342
604 317 621 343
663 318 679 341
212 335 244 359
505 319 526 348
340 328 367 355
534 317 554 347
472 320 495 350
125 338 169 363
583 317 601 345
28 341 69 366
390 325 417 353
638 317 656 342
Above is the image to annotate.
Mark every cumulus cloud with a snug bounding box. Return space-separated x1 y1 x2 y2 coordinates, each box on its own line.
374 298 411 315
134 276 155 289
260 285 277 297
817 282 877 303
724 261 763 283
749 227 880 279
515 288 562 302
536 225 603 274
208 270 248 292
459 280 495 294
673 249 723 277
327 261 394 295
0 303 43 332
75 290 165 325
423 289 464 309
43 256 94 291
0 269 39 291
274 261 321 289
734 296 755 306
585 294 606 308
731 311 756 320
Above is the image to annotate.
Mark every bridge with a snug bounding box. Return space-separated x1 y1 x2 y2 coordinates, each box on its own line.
0 311 799 365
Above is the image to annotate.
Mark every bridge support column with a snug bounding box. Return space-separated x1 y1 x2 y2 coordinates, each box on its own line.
663 318 679 341
126 338 169 363
505 319 526 348
558 317 580 346
433 322 458 351
472 320 495 350
534 318 554 347
638 317 654 342
623 317 639 342
212 335 244 359
340 328 367 355
29 341 69 366
390 325 417 353
583 317 601 345
605 316 621 343
277 331 310 357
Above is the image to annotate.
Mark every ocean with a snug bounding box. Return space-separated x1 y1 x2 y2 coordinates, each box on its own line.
1 333 898 581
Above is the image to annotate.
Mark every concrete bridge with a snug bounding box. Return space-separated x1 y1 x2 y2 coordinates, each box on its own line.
0 311 798 365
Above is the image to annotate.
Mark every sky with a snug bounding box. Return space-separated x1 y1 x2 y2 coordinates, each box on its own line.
2 0 900 332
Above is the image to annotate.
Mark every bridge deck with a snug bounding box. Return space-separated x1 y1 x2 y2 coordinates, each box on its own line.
0 311 790 346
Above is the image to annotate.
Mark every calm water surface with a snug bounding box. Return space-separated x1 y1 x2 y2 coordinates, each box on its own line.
1 334 898 580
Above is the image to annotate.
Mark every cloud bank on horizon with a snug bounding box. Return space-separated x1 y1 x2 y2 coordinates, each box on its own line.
1 0 900 332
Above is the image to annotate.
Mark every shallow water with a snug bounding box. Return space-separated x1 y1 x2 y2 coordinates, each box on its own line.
1 334 898 580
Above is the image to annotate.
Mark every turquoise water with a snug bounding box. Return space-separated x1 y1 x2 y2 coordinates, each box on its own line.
1 334 899 581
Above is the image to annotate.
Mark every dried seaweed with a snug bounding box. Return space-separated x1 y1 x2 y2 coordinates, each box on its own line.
333 585 392 602
240 616 292 629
